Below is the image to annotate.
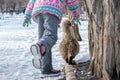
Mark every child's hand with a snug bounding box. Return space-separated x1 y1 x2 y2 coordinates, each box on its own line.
23 17 31 27
72 17 81 25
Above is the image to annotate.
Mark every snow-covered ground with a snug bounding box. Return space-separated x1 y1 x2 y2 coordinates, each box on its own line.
0 13 90 80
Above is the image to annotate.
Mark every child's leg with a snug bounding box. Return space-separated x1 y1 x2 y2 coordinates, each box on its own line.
38 14 45 40
41 49 53 73
30 14 45 69
39 14 59 73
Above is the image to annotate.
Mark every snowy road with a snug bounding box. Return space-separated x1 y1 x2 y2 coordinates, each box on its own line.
0 14 89 80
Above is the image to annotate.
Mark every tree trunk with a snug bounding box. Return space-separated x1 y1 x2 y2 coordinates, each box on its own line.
65 63 77 80
84 0 120 80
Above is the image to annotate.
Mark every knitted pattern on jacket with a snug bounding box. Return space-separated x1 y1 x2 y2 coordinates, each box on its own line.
25 0 80 23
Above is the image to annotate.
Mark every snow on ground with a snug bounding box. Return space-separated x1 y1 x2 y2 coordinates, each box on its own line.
0 13 90 80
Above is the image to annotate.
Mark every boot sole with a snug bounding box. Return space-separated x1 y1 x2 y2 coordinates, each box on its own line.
30 44 42 69
41 72 61 77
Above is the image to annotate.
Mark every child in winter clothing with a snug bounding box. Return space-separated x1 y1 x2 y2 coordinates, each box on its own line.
23 0 80 75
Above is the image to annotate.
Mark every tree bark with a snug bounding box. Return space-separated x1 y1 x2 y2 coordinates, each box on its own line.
84 0 120 80
65 63 77 80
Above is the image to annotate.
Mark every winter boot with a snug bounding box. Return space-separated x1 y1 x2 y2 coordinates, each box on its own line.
30 43 45 69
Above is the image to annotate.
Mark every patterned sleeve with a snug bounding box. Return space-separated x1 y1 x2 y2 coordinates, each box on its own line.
65 0 80 18
25 0 36 18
